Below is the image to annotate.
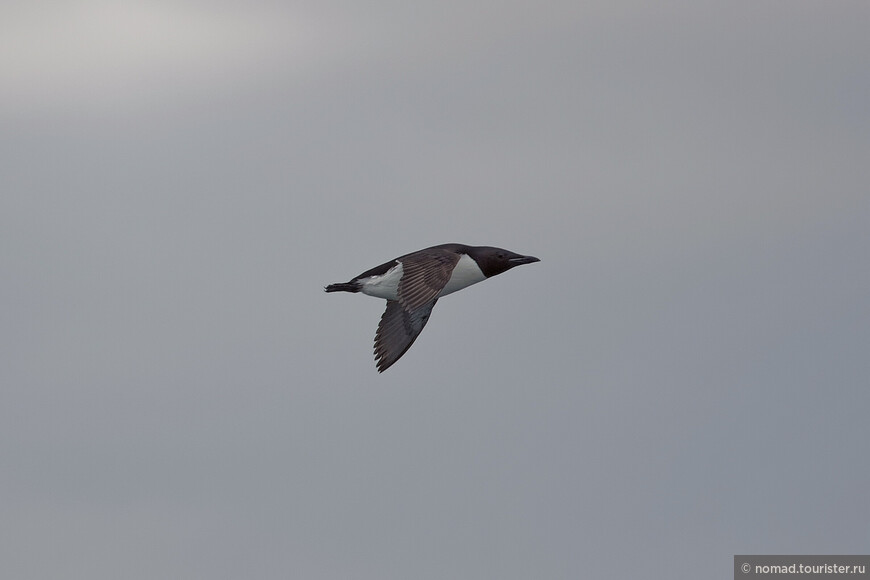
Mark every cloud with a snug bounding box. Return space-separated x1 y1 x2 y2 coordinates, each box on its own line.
0 2 348 114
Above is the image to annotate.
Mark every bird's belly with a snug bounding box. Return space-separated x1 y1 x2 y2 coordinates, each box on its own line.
359 254 486 301
359 263 402 300
437 253 486 297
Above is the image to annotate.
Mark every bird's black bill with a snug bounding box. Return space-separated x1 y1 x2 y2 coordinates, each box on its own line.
509 255 540 265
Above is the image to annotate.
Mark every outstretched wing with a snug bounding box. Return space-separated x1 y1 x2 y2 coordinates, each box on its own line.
396 249 460 310
373 299 437 372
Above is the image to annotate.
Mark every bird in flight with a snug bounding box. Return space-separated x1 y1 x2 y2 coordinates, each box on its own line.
325 243 540 372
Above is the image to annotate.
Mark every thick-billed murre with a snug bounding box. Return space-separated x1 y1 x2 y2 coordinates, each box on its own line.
325 243 540 372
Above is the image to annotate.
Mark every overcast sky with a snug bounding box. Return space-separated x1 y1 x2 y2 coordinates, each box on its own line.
2 2 868 579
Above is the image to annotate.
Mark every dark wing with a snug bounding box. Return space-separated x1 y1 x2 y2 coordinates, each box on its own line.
373 299 437 372
396 249 461 310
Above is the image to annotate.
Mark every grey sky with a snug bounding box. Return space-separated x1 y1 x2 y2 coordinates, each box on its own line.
2 2 868 579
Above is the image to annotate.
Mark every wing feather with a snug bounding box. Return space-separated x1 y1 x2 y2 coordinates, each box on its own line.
373 299 437 372
396 249 460 310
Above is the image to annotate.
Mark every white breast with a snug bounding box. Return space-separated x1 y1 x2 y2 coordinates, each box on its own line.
438 253 486 297
358 253 486 302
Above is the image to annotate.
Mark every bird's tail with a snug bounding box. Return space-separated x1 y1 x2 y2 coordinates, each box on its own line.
324 282 359 293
